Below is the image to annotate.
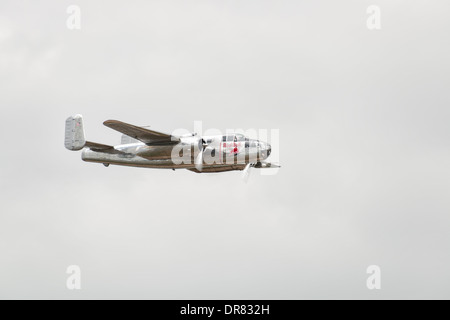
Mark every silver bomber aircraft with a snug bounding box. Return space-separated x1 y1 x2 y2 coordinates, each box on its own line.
65 115 279 175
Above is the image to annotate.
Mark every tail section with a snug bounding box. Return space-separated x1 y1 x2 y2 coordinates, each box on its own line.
121 134 139 145
65 114 116 152
65 114 86 151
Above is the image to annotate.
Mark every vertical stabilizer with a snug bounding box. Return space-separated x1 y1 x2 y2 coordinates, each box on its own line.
65 114 86 151
121 134 139 145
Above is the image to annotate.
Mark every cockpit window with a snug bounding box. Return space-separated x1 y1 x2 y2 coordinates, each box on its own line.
223 134 246 142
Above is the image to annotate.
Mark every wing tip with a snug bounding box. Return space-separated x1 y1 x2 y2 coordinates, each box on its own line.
103 119 120 126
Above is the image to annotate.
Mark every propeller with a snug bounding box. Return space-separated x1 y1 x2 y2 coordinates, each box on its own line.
195 150 203 171
242 163 252 182
194 138 207 172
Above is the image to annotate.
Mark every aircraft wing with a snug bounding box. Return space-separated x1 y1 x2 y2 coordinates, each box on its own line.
103 120 180 145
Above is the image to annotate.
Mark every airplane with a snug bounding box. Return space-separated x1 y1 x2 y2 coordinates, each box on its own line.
64 114 279 176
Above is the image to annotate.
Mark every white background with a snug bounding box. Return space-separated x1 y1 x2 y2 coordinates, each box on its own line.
1 0 449 299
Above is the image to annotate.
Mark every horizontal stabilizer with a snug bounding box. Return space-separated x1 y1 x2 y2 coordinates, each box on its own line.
85 141 114 150
85 141 123 154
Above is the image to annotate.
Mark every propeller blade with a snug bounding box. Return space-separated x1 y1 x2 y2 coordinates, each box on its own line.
195 151 203 171
242 163 251 182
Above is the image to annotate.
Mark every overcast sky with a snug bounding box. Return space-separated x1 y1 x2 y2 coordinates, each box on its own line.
1 0 450 299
